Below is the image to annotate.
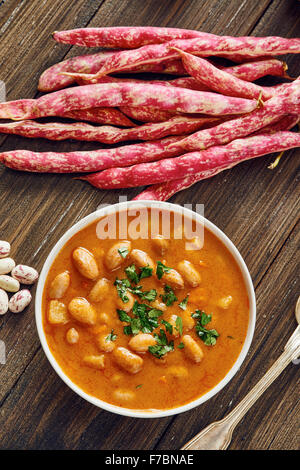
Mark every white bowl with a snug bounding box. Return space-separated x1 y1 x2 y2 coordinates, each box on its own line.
35 200 256 418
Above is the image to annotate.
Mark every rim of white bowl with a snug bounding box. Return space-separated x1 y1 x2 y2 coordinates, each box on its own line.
35 200 256 419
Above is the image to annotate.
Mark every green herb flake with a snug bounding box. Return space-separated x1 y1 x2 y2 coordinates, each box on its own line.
114 278 131 303
106 329 117 342
178 342 185 349
156 261 172 280
161 319 173 335
175 316 183 336
193 310 219 346
161 285 178 306
125 264 140 284
136 384 143 389
118 247 129 258
148 329 174 359
179 295 189 310
139 265 153 280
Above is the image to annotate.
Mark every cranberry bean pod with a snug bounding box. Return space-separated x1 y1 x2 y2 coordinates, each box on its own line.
174 48 274 100
168 78 300 152
0 83 258 120
62 108 136 127
73 36 300 79
8 289 32 313
83 131 300 189
0 116 218 147
0 136 184 173
52 26 214 48
134 114 299 201
119 106 175 123
11 264 39 285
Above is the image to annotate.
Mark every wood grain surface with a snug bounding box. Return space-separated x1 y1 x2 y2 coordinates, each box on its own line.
0 0 299 450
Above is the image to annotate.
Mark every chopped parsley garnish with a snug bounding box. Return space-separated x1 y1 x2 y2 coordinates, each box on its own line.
114 278 131 303
179 295 189 310
125 264 140 284
118 301 163 335
161 285 177 306
161 319 173 335
178 342 185 349
175 316 183 336
118 247 129 258
106 329 117 342
156 261 172 280
193 309 219 346
139 265 153 280
148 329 174 358
136 384 143 389
131 286 157 302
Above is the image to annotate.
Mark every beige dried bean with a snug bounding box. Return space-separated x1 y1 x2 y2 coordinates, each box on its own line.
72 247 99 279
0 275 20 292
130 249 155 270
113 346 143 374
185 236 203 251
66 327 79 344
116 290 135 312
8 289 32 313
104 240 131 271
11 264 39 285
0 288 9 315
128 333 156 353
99 312 110 324
182 334 204 363
48 300 69 324
96 333 116 352
49 271 70 299
161 268 184 289
181 308 195 331
83 355 105 370
113 389 136 402
89 277 110 302
151 299 167 311
152 235 169 255
0 258 15 275
0 241 10 259
177 260 201 287
68 297 97 325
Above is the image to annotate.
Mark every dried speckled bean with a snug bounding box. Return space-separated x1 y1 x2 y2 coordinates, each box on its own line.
0 275 20 293
8 289 32 313
0 241 10 259
0 257 15 275
11 264 39 285
0 288 9 315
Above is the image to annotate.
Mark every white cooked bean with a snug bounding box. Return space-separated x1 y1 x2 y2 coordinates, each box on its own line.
96 333 116 352
8 289 32 313
217 295 233 309
89 277 110 302
0 241 10 259
72 247 99 279
177 260 201 287
130 249 155 270
0 275 20 292
152 235 169 255
113 347 143 374
68 297 97 325
182 335 204 363
11 264 39 285
0 288 9 315
49 271 70 299
66 328 79 344
105 241 131 271
116 291 135 313
128 333 156 353
0 258 16 275
113 389 136 402
161 268 184 289
83 355 105 370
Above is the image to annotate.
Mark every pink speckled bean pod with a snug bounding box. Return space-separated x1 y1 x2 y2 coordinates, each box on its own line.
52 26 214 48
119 106 176 123
173 48 274 100
133 114 300 201
0 136 184 173
0 83 258 120
82 131 300 189
167 78 300 151
38 51 186 92
72 36 300 79
62 107 136 126
0 116 218 145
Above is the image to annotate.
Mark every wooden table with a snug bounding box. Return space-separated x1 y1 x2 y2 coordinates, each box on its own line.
0 0 299 451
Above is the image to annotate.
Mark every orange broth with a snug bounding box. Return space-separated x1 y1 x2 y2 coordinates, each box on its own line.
42 208 249 411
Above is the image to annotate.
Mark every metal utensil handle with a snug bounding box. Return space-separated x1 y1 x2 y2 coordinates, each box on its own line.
182 327 300 450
